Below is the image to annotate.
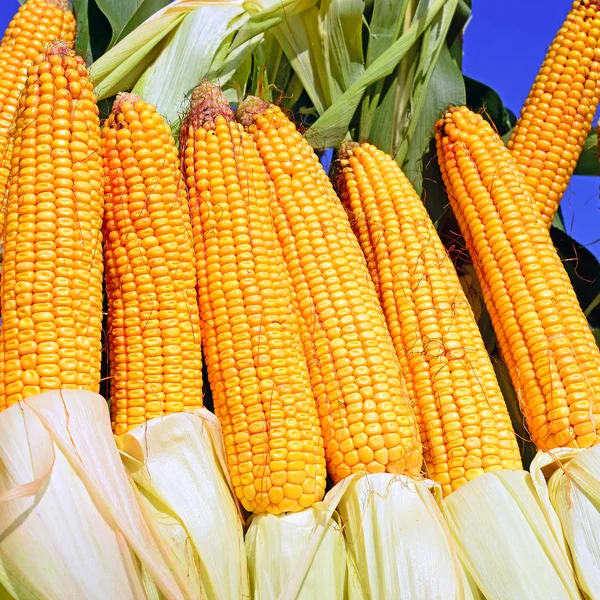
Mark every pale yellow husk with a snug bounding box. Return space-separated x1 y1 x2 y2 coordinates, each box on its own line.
531 446 600 600
119 409 249 600
337 473 480 600
245 507 347 600
443 470 582 600
0 390 191 600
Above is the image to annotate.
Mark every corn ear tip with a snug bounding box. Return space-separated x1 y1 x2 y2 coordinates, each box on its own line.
47 0 72 10
236 95 269 128
183 80 233 130
113 92 143 114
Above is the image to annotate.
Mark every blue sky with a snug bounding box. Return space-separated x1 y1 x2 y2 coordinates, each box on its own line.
1 0 599 256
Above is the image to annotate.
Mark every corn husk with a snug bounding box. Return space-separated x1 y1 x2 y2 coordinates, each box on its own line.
337 473 479 600
119 409 249 600
443 470 582 600
531 446 600 599
0 390 191 600
245 507 347 600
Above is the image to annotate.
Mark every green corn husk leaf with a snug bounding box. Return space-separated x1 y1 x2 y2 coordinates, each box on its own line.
305 0 449 148
89 0 244 101
338 473 480 600
0 391 191 600
443 470 582 600
245 509 347 600
531 446 600 600
132 4 246 123
119 409 249 600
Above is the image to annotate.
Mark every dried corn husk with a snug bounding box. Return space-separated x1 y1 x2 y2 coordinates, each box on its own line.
443 470 582 600
531 446 600 600
119 409 249 600
0 390 191 600
338 473 479 600
245 507 347 600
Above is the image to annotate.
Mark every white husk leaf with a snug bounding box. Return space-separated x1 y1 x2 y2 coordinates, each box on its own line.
119 409 249 600
0 390 190 600
443 470 582 600
245 507 347 600
337 473 478 600
531 446 600 600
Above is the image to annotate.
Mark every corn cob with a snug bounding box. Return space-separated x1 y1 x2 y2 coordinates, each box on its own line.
181 82 326 514
101 93 204 435
334 142 523 495
507 0 600 227
436 106 600 450
0 44 104 409
237 98 422 482
0 0 76 241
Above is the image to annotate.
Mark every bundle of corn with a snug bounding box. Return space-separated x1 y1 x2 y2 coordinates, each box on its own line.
435 106 598 599
0 0 76 240
101 93 204 434
0 43 104 409
236 96 423 484
506 0 600 227
180 81 327 515
334 142 522 497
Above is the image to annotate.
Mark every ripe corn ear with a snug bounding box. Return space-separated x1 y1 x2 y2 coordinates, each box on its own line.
334 142 522 495
181 81 326 514
507 0 600 227
102 93 204 435
0 44 104 409
436 106 600 450
0 0 76 241
237 98 422 483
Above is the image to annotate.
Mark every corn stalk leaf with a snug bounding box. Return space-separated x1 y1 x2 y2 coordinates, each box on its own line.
401 43 464 193
230 0 318 51
573 131 600 176
272 7 331 115
305 0 448 148
73 0 92 61
393 0 458 161
94 0 171 49
132 5 245 125
89 11 186 100
319 0 365 100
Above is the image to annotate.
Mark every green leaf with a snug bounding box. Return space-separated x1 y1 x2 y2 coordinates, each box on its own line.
230 0 318 51
305 0 448 149
402 42 465 194
271 7 332 115
133 5 245 124
573 131 599 176
319 0 365 99
358 0 410 142
464 76 516 137
95 0 171 49
394 0 459 166
90 11 185 100
73 0 92 61
550 226 600 328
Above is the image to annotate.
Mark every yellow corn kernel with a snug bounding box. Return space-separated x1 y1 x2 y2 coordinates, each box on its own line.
237 97 423 483
0 44 103 410
507 0 600 227
102 93 204 435
181 81 326 515
334 142 523 495
436 106 600 451
0 0 76 241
